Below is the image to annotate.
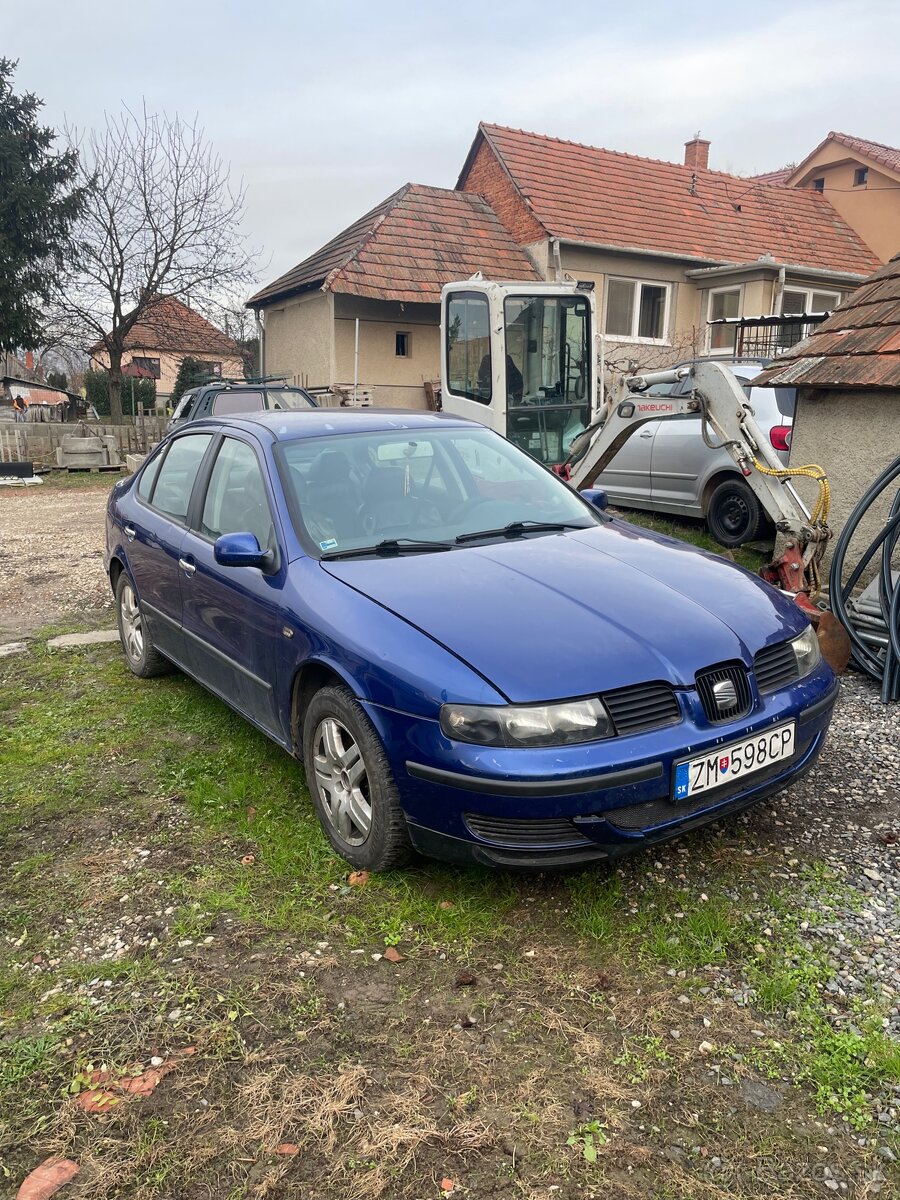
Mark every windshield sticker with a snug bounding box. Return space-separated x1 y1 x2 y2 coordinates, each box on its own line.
319 538 338 551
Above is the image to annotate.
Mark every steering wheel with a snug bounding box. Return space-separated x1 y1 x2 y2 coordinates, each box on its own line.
360 495 444 536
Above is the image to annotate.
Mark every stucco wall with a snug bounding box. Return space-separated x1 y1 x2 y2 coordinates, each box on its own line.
788 387 900 572
263 290 334 388
333 294 440 409
794 149 899 263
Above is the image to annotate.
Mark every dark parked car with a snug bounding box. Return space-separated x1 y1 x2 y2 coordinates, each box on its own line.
597 359 796 546
167 380 316 431
106 409 838 871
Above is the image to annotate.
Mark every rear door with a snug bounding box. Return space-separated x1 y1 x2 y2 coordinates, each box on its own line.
178 434 286 736
128 432 215 661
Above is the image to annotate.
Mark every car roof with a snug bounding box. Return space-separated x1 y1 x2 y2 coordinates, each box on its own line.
181 408 475 442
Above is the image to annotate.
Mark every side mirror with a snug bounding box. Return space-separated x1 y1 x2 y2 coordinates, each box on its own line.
580 487 609 511
214 531 272 569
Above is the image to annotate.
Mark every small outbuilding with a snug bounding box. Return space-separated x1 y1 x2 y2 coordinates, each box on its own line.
755 253 900 563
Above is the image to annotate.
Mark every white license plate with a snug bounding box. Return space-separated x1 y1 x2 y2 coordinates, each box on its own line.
673 721 795 801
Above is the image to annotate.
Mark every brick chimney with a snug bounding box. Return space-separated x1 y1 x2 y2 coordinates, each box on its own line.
24 350 34 372
684 136 710 172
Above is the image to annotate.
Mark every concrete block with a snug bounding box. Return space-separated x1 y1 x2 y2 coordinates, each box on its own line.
0 641 28 658
125 453 146 474
47 630 121 649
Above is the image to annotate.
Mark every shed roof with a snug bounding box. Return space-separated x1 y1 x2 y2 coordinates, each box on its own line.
247 184 541 308
754 254 900 390
459 123 880 276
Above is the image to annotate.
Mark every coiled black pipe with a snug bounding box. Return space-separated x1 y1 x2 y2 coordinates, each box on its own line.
828 454 900 702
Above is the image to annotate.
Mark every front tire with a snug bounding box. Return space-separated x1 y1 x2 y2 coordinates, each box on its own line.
115 573 173 678
706 477 766 547
302 684 412 871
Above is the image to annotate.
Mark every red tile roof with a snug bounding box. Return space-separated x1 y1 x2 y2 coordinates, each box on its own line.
248 184 541 307
93 296 239 356
750 166 794 185
825 131 900 176
754 254 900 389
462 124 879 276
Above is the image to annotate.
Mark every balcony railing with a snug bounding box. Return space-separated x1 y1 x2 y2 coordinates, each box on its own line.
708 312 830 358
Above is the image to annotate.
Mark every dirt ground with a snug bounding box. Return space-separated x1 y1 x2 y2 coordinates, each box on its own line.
0 480 112 639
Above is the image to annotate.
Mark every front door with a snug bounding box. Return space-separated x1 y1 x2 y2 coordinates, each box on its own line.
179 435 285 737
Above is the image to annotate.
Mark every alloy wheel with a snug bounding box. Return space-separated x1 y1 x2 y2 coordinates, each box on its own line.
120 581 144 663
312 717 372 846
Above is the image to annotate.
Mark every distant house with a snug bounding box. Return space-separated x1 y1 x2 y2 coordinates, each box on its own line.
249 125 880 408
754 132 900 263
754 253 900 559
246 184 540 408
90 295 244 405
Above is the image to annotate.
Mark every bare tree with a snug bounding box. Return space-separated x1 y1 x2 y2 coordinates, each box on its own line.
53 106 256 423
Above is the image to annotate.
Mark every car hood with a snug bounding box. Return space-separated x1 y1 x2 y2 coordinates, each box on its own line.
320 522 807 703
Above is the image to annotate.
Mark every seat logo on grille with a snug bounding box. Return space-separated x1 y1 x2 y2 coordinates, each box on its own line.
712 679 738 711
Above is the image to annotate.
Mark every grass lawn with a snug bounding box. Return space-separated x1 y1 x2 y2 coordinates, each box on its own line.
1 634 897 1199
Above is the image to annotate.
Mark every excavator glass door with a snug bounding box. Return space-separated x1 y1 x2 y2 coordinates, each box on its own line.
502 294 591 466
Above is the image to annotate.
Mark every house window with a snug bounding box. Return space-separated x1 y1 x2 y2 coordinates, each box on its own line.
854 167 869 187
812 177 825 192
604 278 670 343
198 360 222 377
132 356 161 379
707 286 742 353
445 292 491 404
395 331 410 358
782 288 841 315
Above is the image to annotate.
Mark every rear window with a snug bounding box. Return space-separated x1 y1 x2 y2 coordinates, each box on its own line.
266 389 316 411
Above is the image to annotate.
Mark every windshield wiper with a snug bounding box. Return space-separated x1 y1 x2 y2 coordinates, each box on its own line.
321 537 454 560
455 520 590 545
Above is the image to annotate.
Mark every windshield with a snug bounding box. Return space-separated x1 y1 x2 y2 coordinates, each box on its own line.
503 294 592 466
276 426 597 557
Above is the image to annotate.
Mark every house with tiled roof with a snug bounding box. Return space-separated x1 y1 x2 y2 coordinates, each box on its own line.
753 253 900 559
754 131 900 263
247 184 540 407
90 295 243 404
458 124 878 364
249 125 881 408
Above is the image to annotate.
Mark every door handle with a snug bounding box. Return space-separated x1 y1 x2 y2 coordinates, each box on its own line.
124 524 136 542
178 557 196 578
639 430 655 439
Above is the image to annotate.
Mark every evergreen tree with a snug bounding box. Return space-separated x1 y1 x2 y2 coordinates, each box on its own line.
171 356 207 405
0 59 89 353
47 370 68 390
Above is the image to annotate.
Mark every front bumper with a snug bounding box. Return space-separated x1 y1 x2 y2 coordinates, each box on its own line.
364 668 840 869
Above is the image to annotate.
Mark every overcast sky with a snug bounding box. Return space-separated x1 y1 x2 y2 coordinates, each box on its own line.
5 0 899 292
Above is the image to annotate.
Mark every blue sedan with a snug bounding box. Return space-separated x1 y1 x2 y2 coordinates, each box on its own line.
105 410 839 871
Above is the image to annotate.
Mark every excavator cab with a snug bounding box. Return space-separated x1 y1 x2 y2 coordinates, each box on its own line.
440 279 598 467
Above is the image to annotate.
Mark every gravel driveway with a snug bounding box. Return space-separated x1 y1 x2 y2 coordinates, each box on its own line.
0 482 112 639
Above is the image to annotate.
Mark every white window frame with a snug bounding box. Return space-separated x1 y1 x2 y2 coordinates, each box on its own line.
705 284 744 354
781 286 841 315
603 277 671 345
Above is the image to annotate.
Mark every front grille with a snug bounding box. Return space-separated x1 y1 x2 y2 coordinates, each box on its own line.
754 640 799 693
695 663 752 723
464 813 591 849
603 682 681 735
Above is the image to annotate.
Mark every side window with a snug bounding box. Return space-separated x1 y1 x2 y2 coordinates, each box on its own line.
137 448 164 501
212 390 265 415
446 292 491 404
150 434 213 522
200 438 274 550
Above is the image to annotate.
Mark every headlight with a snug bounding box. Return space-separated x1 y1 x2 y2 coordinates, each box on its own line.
440 697 613 747
790 626 821 678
